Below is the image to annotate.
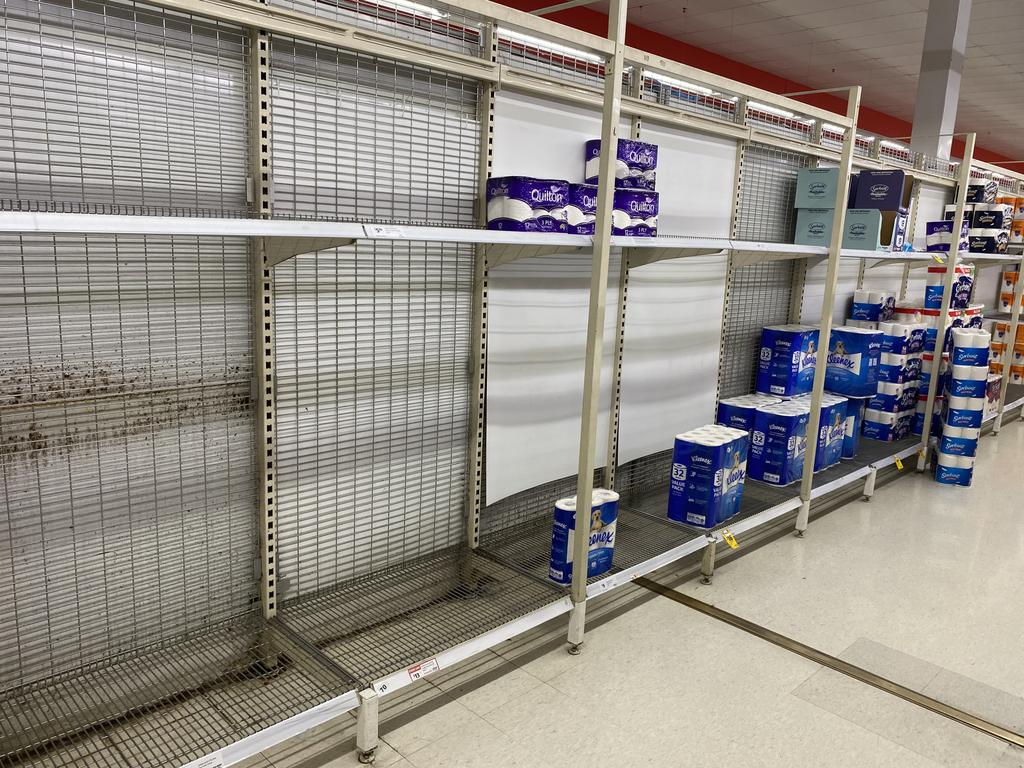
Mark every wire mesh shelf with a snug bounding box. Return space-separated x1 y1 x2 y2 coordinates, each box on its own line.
0 613 356 768
276 546 564 688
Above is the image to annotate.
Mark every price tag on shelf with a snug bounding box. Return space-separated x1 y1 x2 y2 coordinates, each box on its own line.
721 529 739 549
895 456 904 471
932 254 945 264
408 658 440 682
365 224 406 238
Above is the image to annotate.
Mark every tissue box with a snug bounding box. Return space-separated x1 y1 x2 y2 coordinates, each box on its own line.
824 326 882 397
667 426 749 527
972 205 1013 229
842 208 908 252
968 231 1009 253
612 189 658 237
564 183 596 235
794 208 835 247
486 177 569 232
756 324 820 397
548 488 619 584
944 204 976 222
794 167 842 208
748 401 809 486
585 138 657 190
717 393 784 433
854 169 913 211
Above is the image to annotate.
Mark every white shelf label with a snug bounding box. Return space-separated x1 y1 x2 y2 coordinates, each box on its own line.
408 658 440 682
365 225 406 238
182 754 223 768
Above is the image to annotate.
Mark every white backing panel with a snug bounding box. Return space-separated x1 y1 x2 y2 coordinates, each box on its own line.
617 253 728 465
802 259 863 326
907 183 953 304
485 254 619 504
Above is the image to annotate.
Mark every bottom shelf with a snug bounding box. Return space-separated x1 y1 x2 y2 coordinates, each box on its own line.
276 547 566 691
0 615 356 768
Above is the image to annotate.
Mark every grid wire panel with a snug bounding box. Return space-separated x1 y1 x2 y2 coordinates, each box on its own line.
720 144 812 399
273 243 475 602
641 76 737 123
0 234 257 692
479 468 603 539
267 0 483 56
497 35 604 89
0 0 249 216
270 36 479 223
0 613 355 768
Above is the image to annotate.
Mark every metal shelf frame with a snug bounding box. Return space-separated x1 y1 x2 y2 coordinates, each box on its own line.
5 0 1024 766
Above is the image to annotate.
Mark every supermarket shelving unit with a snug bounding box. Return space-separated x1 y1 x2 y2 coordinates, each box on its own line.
3 0 1024 766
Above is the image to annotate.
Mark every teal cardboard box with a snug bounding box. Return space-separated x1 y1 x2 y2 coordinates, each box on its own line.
842 208 909 252
794 168 841 208
794 208 835 246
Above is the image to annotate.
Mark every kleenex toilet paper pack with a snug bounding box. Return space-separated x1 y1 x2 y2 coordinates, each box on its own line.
667 425 748 528
486 177 569 232
756 324 820 397
748 401 810 486
585 138 658 190
717 393 783 433
548 488 619 584
824 326 882 397
842 396 868 459
792 393 848 470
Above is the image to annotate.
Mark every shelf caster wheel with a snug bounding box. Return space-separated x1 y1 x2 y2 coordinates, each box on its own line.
568 643 582 656
358 749 376 764
699 575 712 585
794 529 805 539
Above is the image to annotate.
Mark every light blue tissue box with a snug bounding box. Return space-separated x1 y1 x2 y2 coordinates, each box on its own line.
794 168 841 208
794 208 834 246
842 208 908 252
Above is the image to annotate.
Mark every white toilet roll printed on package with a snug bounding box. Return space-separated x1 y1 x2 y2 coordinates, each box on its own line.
935 451 974 486
564 183 597 235
939 425 980 457
878 321 926 355
867 380 920 414
878 351 923 384
852 290 896 323
925 264 974 310
791 392 847 470
611 189 659 237
945 395 985 428
748 401 810 486
951 328 991 367
949 362 988 398
862 408 914 442
842 397 868 459
668 425 749 528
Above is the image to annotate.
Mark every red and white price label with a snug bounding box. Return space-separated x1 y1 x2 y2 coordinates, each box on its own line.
408 658 440 682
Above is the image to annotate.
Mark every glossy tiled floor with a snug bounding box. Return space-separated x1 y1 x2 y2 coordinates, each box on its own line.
248 419 1024 768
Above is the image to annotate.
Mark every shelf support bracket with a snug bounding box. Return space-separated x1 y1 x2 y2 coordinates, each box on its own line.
357 688 379 763
699 536 716 584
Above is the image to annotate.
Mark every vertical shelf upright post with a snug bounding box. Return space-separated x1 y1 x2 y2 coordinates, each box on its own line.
917 133 976 469
249 25 278 620
567 0 628 654
466 23 498 548
795 87 861 535
993 253 1024 434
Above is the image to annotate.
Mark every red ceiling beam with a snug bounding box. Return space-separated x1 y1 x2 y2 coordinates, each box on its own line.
500 0 1010 164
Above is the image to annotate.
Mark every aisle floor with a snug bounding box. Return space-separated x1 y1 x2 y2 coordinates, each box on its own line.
252 420 1024 768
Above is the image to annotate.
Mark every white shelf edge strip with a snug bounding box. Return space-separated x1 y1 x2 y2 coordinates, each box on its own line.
181 689 361 768
369 596 573 698
586 535 708 599
711 497 803 541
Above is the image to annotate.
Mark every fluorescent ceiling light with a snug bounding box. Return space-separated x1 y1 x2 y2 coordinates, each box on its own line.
643 71 714 95
880 139 909 150
822 122 845 133
747 100 795 119
499 29 603 63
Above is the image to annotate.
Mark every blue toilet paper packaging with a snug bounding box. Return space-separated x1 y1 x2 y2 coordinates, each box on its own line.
878 321 926 355
862 408 914 442
867 381 920 414
756 324 820 397
748 401 810 486
841 396 869 459
792 393 848 470
486 177 569 232
912 394 943 436
925 264 974 310
548 488 619 584
824 326 882 397
612 189 659 236
564 183 597 235
919 352 949 393
878 351 922 384
585 138 658 190
934 453 973 486
950 327 991 367
945 395 984 428
717 393 783 433
938 424 980 457
667 425 749 528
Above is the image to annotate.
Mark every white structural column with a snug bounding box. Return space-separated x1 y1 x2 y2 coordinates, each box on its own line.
795 87 861 535
918 133 976 468
567 0 628 652
910 0 972 158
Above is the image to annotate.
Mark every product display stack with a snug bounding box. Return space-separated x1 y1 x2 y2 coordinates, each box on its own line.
935 328 991 486
991 317 1024 387
667 425 749 527
485 138 660 235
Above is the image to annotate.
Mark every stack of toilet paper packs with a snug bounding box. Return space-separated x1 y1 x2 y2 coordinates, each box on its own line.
487 139 659 235
935 328 991 486
667 425 748 528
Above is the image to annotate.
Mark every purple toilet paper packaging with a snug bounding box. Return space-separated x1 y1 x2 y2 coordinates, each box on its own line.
612 189 659 236
486 176 569 232
564 183 597 235
585 138 658 190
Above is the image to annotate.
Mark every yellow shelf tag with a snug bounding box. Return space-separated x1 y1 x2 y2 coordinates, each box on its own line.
721 529 739 549
895 456 904 471
932 254 945 264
